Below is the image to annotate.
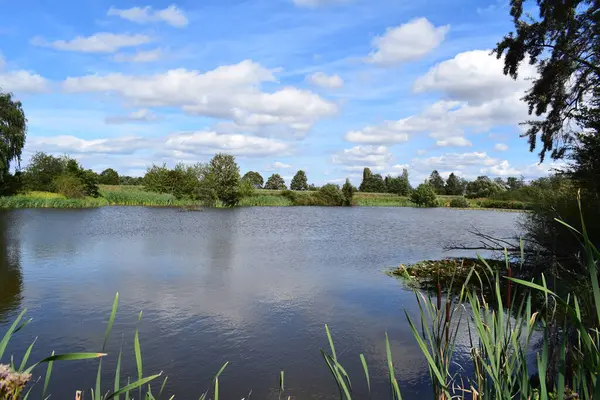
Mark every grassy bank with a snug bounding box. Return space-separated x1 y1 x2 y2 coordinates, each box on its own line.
0 185 532 210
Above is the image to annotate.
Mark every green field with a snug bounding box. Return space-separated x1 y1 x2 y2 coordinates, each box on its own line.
0 185 532 210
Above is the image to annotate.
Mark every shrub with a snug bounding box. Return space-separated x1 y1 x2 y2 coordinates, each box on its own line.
410 183 438 207
316 184 344 206
449 197 469 208
342 178 355 206
53 174 86 199
476 199 528 209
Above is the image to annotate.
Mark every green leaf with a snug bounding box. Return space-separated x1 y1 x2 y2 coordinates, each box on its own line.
18 337 37 372
103 293 119 352
135 311 143 381
106 374 162 399
25 352 106 374
159 375 168 398
96 359 103 400
42 351 55 400
114 348 122 400
359 354 370 395
325 324 337 361
0 308 26 361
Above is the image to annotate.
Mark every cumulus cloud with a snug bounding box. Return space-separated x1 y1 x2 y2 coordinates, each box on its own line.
163 131 292 157
27 135 150 155
494 143 509 151
107 5 188 27
32 33 152 53
306 72 344 89
367 18 449 66
105 109 158 124
266 161 292 171
332 145 393 171
113 48 162 63
436 136 472 147
62 60 337 136
0 70 49 93
414 50 537 103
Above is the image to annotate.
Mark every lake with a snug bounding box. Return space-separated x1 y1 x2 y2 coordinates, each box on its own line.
0 206 521 399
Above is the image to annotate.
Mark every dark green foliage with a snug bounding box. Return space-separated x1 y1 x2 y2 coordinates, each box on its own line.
264 174 287 190
99 168 120 185
494 0 600 161
0 171 22 196
465 176 503 198
506 176 525 191
568 133 600 195
384 170 411 196
241 171 264 189
308 184 318 191
342 178 355 206
316 184 345 206
362 167 372 181
476 199 529 210
54 174 86 199
208 153 241 207
290 170 309 191
410 183 437 207
143 163 201 200
428 170 445 194
449 197 469 208
21 153 99 197
444 173 465 195
0 91 27 183
23 152 65 192
237 178 256 199
359 173 385 193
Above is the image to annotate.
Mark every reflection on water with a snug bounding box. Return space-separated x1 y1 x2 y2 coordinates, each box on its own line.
0 207 521 399
0 212 22 321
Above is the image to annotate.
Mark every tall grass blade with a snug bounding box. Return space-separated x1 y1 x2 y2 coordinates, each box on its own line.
25 352 106 374
279 370 284 392
214 377 219 400
0 309 26 360
42 351 55 400
325 324 337 361
159 376 168 398
103 293 119 352
385 333 402 400
359 354 370 395
18 337 37 372
135 311 143 381
114 348 122 400
106 374 162 399
95 359 102 400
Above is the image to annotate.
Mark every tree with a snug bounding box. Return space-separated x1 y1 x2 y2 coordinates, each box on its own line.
342 178 356 206
22 152 65 192
264 174 287 190
494 0 600 161
411 183 438 207
143 163 201 200
360 173 386 192
290 170 309 191
445 173 465 195
362 167 372 182
99 168 120 185
241 171 264 189
208 153 241 207
0 91 27 187
465 176 503 198
120 175 143 185
428 170 446 194
398 168 412 196
507 176 525 191
568 133 600 195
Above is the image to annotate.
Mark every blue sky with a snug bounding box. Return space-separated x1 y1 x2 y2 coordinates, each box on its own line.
0 0 562 185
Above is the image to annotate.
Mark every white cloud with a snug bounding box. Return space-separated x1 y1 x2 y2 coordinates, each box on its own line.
414 152 498 171
27 135 149 155
163 131 291 157
494 143 509 151
105 109 158 124
481 160 520 176
266 161 292 171
306 72 344 89
62 60 337 136
345 120 410 144
414 50 536 103
113 48 162 63
0 70 49 93
367 18 449 66
32 33 152 53
332 145 393 171
436 136 472 147
107 5 188 27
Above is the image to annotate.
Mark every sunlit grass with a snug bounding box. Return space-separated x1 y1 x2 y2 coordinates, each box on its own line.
0 193 108 208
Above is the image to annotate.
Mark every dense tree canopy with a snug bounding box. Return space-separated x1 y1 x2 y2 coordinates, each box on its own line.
411 183 437 207
264 174 287 190
290 170 309 191
428 170 445 194
99 168 120 185
445 173 465 195
208 153 241 207
242 171 264 188
0 91 27 183
342 178 356 206
360 172 385 192
465 176 504 199
494 0 600 161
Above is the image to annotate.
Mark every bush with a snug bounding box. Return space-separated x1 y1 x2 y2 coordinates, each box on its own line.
465 176 504 198
99 168 120 185
53 174 86 199
449 197 469 208
342 178 355 206
316 184 345 206
410 184 438 207
476 199 529 210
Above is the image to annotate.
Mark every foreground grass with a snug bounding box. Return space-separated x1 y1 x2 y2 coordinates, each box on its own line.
0 192 108 208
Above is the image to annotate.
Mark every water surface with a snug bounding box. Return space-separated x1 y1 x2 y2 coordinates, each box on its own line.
0 207 520 399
